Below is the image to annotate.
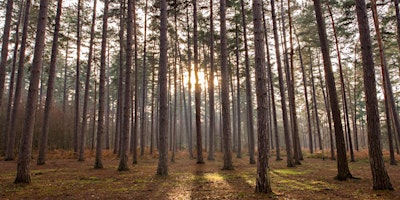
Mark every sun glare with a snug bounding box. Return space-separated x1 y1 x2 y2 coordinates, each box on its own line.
182 67 219 92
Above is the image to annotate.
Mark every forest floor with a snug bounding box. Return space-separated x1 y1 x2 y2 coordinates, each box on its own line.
0 149 399 199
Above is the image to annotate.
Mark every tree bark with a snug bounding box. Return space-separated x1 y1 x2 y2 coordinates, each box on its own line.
118 0 133 171
270 0 294 167
312 0 352 180
37 0 63 165
5 0 32 161
220 0 233 170
14 0 49 183
240 0 255 165
355 0 393 190
253 0 272 193
156 0 169 175
207 0 215 161
0 0 14 114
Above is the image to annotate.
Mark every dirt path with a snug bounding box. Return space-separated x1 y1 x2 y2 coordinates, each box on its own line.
0 150 399 199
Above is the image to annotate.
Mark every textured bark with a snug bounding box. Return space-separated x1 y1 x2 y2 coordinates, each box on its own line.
262 2 281 161
295 32 313 154
94 0 109 169
157 0 169 175
326 1 354 162
355 0 393 190
118 0 133 171
193 0 204 164
313 0 352 180
270 0 294 167
140 0 149 157
286 0 302 164
253 0 272 193
3 0 22 155
220 0 233 170
186 7 194 159
240 0 255 165
5 0 31 161
0 0 14 114
79 0 97 162
14 0 49 183
37 0 63 165
207 0 215 161
234 21 242 159
132 0 138 164
74 0 82 154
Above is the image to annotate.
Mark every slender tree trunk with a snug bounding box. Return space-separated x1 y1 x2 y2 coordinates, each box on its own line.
352 44 359 152
150 62 156 154
114 0 125 155
118 0 133 171
74 0 83 155
295 32 313 154
94 0 109 169
0 0 14 113
79 0 97 161
370 0 397 166
262 2 281 160
186 7 194 159
5 0 32 161
234 21 242 159
310 58 323 152
253 0 272 193
132 0 138 164
355 0 393 190
3 0 22 155
92 81 97 150
270 0 294 167
240 0 255 165
207 0 215 161
37 0 63 165
286 0 302 164
157 0 169 175
193 0 204 164
220 0 233 170
14 0 49 183
140 0 149 157
326 1 354 162
313 0 352 180
105 44 111 150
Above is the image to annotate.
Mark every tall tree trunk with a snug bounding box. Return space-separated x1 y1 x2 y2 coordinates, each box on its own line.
0 0 14 114
355 0 393 190
370 0 397 166
105 44 111 150
74 0 83 155
140 0 149 157
352 44 359 152
14 0 49 183
240 0 255 165
295 32 313 154
287 0 302 163
5 0 32 161
186 7 193 159
132 0 138 164
3 0 22 155
118 0 133 171
326 1 354 162
310 58 322 152
79 0 97 161
114 0 126 155
220 0 233 170
94 0 109 169
37 0 63 165
312 0 353 180
262 2 281 160
193 0 204 164
234 20 242 159
150 64 156 154
207 0 215 161
62 24 71 150
270 0 294 167
157 0 169 175
253 0 272 193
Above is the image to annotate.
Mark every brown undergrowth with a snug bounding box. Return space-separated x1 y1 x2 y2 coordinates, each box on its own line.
0 150 399 199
